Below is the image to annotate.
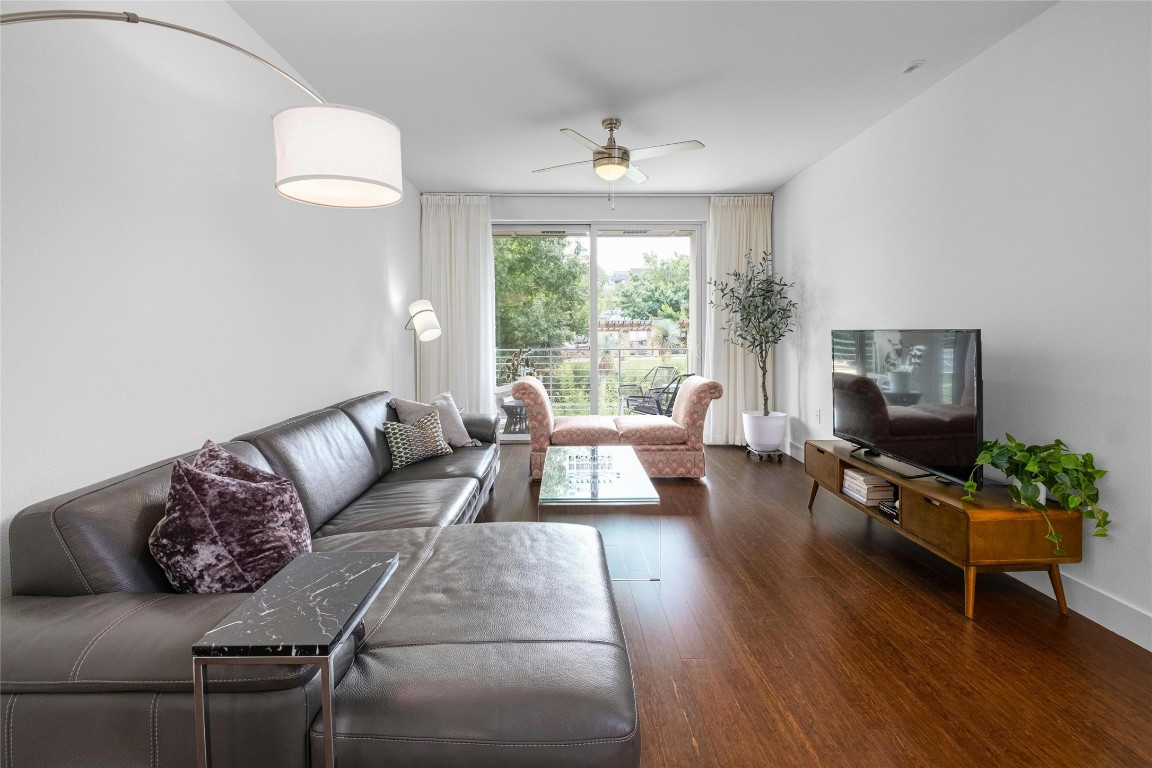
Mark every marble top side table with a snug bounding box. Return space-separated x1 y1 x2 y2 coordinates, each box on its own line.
192 551 399 768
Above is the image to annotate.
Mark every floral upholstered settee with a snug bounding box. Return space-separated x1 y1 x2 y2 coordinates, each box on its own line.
512 375 723 479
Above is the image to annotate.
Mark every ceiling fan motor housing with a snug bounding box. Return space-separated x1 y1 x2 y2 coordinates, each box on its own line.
594 145 630 172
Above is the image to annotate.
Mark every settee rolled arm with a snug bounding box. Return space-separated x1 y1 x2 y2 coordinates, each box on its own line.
0 593 356 695
512 377 554 453
672 376 724 451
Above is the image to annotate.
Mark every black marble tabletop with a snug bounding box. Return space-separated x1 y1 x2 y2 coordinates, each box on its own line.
192 552 398 657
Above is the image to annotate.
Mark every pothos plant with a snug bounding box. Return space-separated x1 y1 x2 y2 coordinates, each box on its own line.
962 433 1111 556
708 251 797 415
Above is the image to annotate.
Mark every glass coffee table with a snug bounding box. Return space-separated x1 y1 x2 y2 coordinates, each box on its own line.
538 445 661 581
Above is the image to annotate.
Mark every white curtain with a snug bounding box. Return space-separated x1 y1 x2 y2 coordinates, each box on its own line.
702 194 773 445
418 194 496 413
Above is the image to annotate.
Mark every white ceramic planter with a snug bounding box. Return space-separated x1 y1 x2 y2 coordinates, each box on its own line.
743 410 788 452
888 370 913 393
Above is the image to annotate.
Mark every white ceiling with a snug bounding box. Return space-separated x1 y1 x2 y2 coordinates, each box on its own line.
230 1 1054 195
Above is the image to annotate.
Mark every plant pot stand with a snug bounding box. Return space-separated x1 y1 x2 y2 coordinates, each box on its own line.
746 447 784 463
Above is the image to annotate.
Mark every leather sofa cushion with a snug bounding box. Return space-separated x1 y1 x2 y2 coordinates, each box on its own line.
234 409 378 532
380 444 497 484
311 523 639 767
2 685 323 768
331 391 399 475
0 592 356 693
614 415 688 446
551 415 622 445
8 442 271 597
312 479 478 537
461 412 499 444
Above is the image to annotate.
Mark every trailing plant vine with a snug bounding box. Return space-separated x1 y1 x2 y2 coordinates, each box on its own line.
963 433 1111 556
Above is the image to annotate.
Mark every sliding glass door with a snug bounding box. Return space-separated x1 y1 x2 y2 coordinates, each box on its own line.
493 227 592 418
494 225 698 431
590 228 695 415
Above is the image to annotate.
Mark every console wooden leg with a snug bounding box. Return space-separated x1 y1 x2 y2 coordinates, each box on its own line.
963 566 977 619
1048 564 1069 615
807 480 819 510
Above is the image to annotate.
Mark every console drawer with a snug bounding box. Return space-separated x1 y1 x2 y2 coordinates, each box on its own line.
900 492 968 563
804 443 839 490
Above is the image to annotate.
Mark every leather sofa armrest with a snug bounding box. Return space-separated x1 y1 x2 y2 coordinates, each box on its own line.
0 593 356 694
462 413 498 444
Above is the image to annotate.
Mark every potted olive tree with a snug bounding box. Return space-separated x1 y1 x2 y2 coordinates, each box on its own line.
962 433 1112 556
709 250 797 452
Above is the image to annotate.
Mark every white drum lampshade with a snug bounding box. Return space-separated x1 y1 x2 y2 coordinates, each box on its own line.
274 104 403 208
408 300 441 342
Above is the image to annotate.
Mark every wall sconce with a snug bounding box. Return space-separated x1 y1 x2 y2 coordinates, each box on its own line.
407 300 441 342
1 9 403 209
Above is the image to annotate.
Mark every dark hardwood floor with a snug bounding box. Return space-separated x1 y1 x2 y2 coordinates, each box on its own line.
486 443 1152 768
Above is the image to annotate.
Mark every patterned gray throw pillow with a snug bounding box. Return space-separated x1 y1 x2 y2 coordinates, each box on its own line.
148 440 311 593
391 391 478 448
380 411 453 468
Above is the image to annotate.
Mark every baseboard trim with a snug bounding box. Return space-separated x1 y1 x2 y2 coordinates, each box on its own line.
1012 571 1151 651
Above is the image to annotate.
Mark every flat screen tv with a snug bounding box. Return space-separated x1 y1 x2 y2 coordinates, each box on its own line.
831 329 982 487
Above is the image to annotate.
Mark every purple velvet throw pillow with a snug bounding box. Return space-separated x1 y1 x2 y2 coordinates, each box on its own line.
149 440 311 593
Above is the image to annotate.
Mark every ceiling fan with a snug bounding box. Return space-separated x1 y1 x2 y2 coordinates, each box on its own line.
532 117 704 184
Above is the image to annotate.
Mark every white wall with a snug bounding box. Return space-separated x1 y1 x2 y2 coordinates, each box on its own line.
489 194 708 224
773 1 1151 648
0 1 422 592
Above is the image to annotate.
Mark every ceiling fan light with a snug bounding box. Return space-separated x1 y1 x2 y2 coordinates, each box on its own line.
594 159 629 181
274 104 403 208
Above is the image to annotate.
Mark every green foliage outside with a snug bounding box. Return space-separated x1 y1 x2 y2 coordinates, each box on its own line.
616 252 690 321
494 236 588 361
494 237 693 411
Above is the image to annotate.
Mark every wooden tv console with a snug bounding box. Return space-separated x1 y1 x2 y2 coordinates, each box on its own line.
804 440 1083 618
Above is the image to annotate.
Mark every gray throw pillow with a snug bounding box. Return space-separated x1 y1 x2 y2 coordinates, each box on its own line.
391 391 477 447
380 411 453 469
148 440 311 594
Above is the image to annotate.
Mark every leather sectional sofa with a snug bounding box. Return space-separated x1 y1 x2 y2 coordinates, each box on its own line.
0 391 640 767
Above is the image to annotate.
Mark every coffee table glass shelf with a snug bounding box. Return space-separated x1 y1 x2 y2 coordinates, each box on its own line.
539 445 661 581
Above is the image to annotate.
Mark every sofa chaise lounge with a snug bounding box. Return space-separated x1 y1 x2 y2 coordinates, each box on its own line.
0 391 640 768
513 374 723 479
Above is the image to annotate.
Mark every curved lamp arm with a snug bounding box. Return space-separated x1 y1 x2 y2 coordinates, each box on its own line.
1 9 404 208
0 9 325 103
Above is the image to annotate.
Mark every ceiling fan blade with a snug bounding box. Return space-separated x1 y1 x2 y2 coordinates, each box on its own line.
628 140 705 161
532 158 594 174
625 163 649 184
560 128 604 151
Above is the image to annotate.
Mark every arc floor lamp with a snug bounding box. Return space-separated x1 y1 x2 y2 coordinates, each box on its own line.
1 9 402 209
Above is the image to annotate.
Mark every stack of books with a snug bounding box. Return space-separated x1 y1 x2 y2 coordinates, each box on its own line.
841 468 896 507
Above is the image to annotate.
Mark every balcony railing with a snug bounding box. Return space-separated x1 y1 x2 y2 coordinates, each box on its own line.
496 347 690 417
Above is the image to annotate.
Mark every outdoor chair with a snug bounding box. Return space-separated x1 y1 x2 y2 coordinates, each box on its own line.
618 365 677 410
625 372 693 416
